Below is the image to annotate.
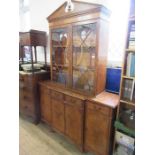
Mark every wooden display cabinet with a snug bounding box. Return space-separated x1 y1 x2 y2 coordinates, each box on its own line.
19 30 50 124
39 1 119 155
47 0 111 96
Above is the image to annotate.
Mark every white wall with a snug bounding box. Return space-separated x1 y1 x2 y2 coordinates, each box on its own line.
19 0 129 66
29 0 64 32
21 0 110 32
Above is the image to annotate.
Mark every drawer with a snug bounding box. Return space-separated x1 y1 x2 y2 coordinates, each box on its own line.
20 81 33 87
21 103 35 116
19 75 34 85
65 95 83 107
20 86 33 92
51 91 63 100
22 95 34 103
86 101 110 116
21 91 34 102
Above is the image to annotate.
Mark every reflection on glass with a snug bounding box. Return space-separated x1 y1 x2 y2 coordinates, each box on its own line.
51 28 69 85
22 46 31 63
72 23 96 93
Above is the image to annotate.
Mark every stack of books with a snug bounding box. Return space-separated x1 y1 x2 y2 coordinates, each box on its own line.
122 79 135 101
126 52 135 77
128 24 135 49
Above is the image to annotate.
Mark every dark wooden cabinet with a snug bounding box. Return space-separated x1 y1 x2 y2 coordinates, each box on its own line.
19 30 50 123
65 95 85 151
19 72 50 123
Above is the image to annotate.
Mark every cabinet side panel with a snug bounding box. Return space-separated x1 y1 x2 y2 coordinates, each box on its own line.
96 19 110 94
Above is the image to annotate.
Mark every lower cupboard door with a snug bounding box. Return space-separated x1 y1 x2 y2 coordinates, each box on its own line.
85 108 110 155
52 99 65 133
65 103 84 147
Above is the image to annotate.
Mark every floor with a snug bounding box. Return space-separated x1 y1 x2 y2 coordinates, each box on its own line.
19 116 94 155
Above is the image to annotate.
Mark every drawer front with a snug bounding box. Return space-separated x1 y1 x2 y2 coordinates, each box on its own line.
19 75 34 85
22 94 34 103
65 95 83 107
20 99 35 114
20 33 31 45
86 101 110 117
20 86 33 93
51 90 63 100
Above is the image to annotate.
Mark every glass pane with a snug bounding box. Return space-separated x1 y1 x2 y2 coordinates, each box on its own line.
72 23 96 93
36 46 45 63
22 46 31 63
51 28 69 85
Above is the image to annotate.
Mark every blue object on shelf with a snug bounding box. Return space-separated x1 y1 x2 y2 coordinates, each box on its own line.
105 67 122 94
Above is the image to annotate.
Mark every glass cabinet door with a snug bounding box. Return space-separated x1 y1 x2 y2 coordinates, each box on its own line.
51 28 70 86
72 23 97 93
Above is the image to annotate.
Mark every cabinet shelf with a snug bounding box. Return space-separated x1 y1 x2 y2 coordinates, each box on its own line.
52 46 67 48
114 120 135 137
73 66 95 71
122 75 135 80
120 99 135 106
125 48 135 52
129 15 135 21
52 64 68 67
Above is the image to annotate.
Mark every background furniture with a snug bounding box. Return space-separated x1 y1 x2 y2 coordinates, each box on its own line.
113 0 135 154
19 30 50 124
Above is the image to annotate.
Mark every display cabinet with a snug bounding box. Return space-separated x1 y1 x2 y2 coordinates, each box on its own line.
47 0 111 96
39 1 119 154
19 30 50 123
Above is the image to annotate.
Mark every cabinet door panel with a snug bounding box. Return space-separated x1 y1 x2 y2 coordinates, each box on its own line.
51 27 70 86
72 23 97 94
85 107 110 155
40 91 52 124
52 99 65 133
65 100 84 147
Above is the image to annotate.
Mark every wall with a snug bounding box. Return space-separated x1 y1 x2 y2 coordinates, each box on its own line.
19 0 129 66
29 0 110 32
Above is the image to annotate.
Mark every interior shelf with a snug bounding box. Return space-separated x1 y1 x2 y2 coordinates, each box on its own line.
129 15 135 21
114 120 135 137
73 66 95 71
52 46 67 48
125 48 135 52
122 75 135 80
120 99 135 106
